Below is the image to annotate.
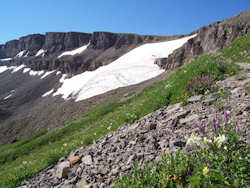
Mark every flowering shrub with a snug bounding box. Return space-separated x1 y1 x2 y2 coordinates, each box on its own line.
115 112 249 187
186 75 214 95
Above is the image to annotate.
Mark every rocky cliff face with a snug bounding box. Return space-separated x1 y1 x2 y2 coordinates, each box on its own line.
0 31 180 74
0 32 91 58
155 10 250 70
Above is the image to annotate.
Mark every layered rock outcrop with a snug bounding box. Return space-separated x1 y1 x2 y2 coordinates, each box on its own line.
0 31 181 74
155 10 250 70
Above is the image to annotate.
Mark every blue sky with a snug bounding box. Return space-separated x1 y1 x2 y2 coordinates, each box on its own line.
0 0 249 44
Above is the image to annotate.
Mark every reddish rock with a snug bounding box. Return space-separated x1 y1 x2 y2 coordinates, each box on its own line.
69 156 81 167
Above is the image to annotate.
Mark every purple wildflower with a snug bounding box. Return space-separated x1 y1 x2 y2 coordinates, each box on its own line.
195 124 206 135
224 112 229 125
205 158 210 168
212 115 218 132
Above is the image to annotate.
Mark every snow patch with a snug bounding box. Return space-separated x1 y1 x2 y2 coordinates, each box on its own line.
0 66 9 73
53 34 196 102
15 50 26 58
35 49 46 57
11 64 26 73
24 51 29 57
41 70 55 79
42 89 54 97
0 58 13 62
29 70 44 76
58 44 88 58
4 94 12 100
23 67 31 73
56 71 62 75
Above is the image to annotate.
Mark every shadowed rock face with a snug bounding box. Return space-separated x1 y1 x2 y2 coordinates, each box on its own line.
0 34 45 58
44 32 91 54
155 10 250 70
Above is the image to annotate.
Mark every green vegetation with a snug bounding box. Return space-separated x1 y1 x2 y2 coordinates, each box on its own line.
245 85 250 92
115 118 249 187
0 33 249 187
213 90 231 99
219 33 250 63
0 129 47 154
235 73 247 81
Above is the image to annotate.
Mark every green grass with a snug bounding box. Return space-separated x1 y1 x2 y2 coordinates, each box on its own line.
245 85 250 92
219 33 250 63
0 33 249 188
0 129 47 154
213 90 231 100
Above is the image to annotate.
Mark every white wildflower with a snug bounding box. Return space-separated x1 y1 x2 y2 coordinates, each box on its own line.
187 134 202 146
214 134 227 148
203 137 212 144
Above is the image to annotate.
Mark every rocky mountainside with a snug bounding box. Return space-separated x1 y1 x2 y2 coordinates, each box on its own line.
0 32 184 145
155 10 250 70
21 64 250 188
0 11 249 147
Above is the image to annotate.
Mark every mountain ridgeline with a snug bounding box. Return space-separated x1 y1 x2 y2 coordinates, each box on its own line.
0 32 178 74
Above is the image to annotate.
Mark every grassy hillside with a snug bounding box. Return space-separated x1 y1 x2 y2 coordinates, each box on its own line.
0 33 249 187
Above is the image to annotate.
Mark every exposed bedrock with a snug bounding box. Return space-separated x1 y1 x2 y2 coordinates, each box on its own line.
155 10 250 70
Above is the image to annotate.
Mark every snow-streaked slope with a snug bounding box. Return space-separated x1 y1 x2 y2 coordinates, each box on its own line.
58 44 89 58
53 34 196 102
35 49 46 57
0 64 56 79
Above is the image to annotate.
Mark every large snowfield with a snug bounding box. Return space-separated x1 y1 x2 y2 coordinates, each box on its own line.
53 34 196 101
0 34 196 102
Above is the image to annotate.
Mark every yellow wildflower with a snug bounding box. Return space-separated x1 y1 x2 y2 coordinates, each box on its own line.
203 167 209 175
173 174 177 181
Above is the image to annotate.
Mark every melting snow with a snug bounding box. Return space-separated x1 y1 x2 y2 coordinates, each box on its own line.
56 71 62 75
53 34 196 102
11 64 26 73
29 70 44 76
0 66 9 73
0 58 13 62
57 44 88 58
41 70 55 79
24 51 29 57
4 94 12 100
35 49 46 57
15 50 26 58
23 67 31 73
42 89 54 97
